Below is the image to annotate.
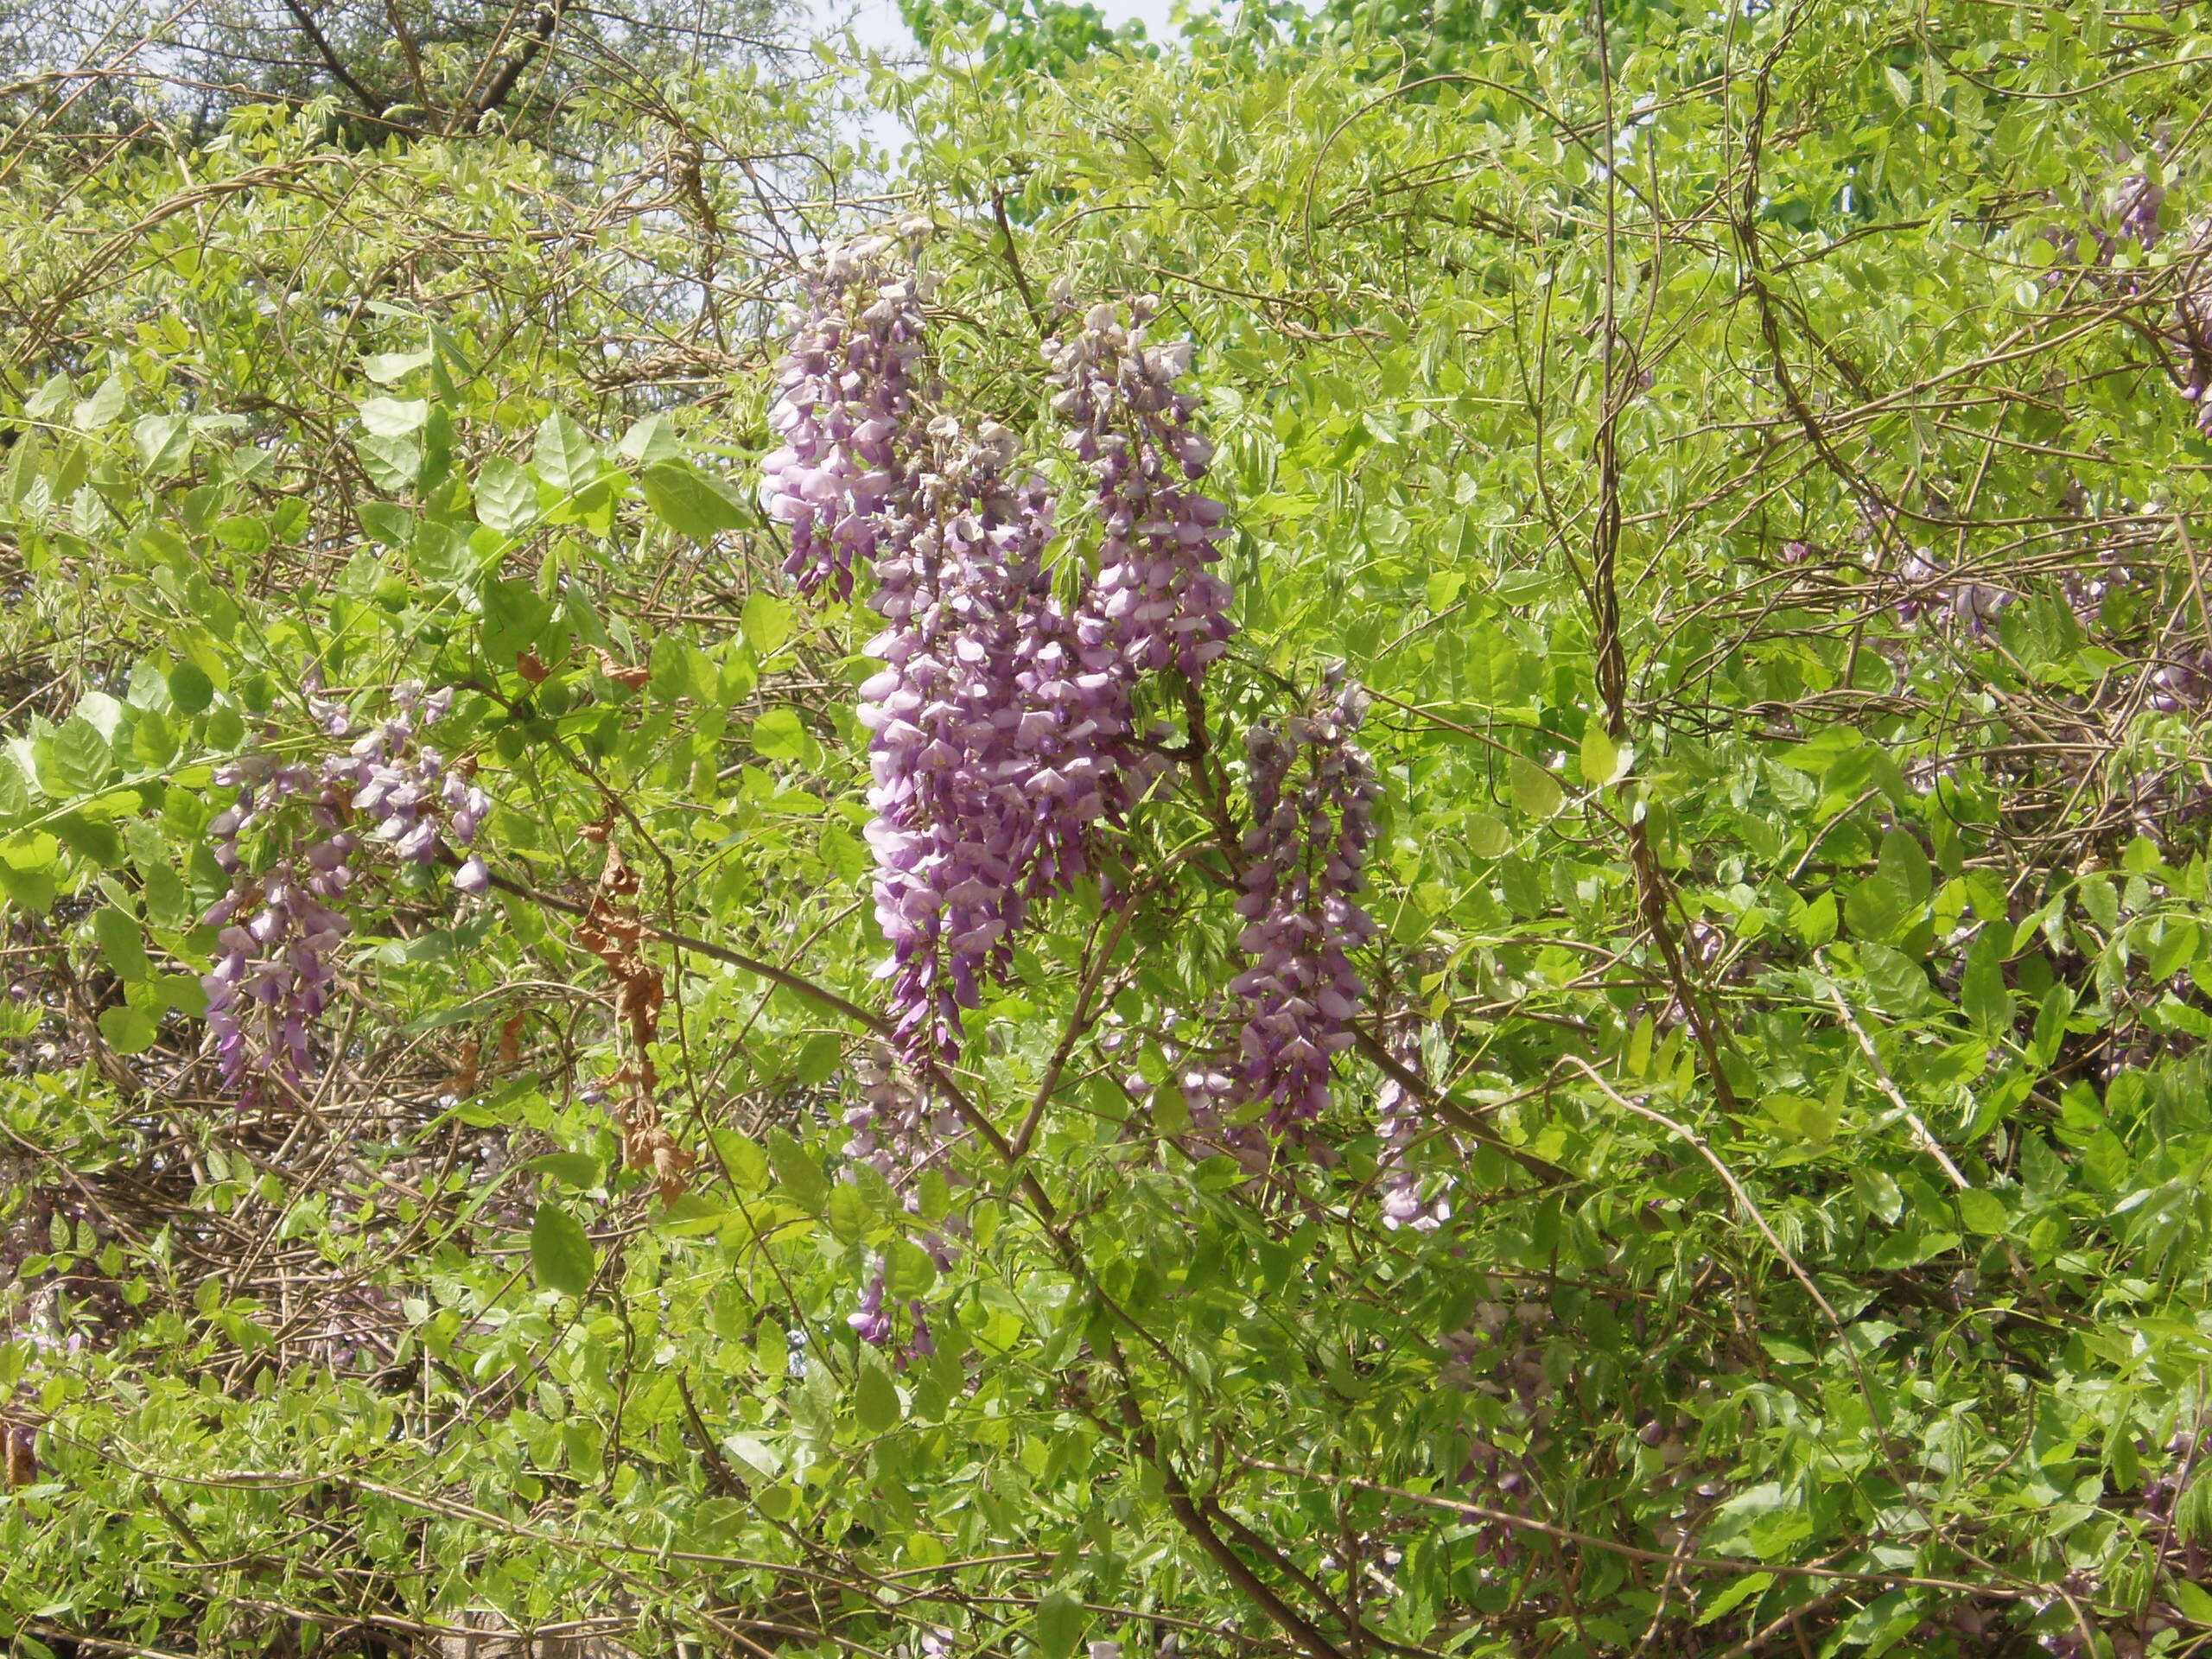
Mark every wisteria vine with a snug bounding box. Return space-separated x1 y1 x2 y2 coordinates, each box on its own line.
762 241 1400 1186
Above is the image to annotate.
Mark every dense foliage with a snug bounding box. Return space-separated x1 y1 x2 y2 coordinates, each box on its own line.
5 2 2212 1656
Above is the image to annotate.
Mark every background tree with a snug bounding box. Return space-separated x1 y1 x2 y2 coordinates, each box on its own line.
0 0 794 141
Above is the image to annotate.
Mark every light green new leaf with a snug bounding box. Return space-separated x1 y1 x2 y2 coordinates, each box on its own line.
1508 755 1562 818
530 1201 594 1297
474 456 539 535
358 397 429 438
854 1358 900 1434
132 414 192 476
640 461 747 542
533 411 600 495
98 1005 157 1055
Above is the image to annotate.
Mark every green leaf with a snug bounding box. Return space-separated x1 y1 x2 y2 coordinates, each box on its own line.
530 1201 595 1297
359 397 429 438
2031 983 2075 1067
0 750 30 819
616 414 682 465
1834 1589 1917 1657
132 708 177 766
92 907 149 981
765 1128 830 1211
479 575 552 663
2152 918 2201 981
712 1130 769 1192
1962 932 2012 1035
1762 1093 1837 1143
794 1033 844 1085
1794 891 1838 948
2171 1577 2212 1627
1031 1590 1087 1659
1856 941 1934 1016
1508 755 1562 818
886 1236 938 1298
24 372 70 421
49 716 111 794
154 974 205 1017
2074 874 2119 932
360 347 434 385
1843 872 1906 944
1955 1188 2007 1235
1580 722 1620 787
98 1005 157 1054
753 708 812 763
532 411 599 495
527 1153 603 1188
73 692 125 744
1463 812 1510 859
741 591 793 657
355 434 423 493
826 1181 874 1244
820 823 868 883
167 664 215 715
132 413 193 476
474 456 539 536
854 1358 900 1434
54 813 124 867
74 373 126 429
639 461 747 542
1695 1572 1773 1625
360 501 416 550
1878 827 1931 907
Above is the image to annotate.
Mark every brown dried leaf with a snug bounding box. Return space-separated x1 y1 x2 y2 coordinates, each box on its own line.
595 648 652 690
447 1039 480 1096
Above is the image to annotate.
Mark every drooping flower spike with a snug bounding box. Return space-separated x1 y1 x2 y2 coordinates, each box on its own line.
1230 676 1381 1132
203 680 486 1097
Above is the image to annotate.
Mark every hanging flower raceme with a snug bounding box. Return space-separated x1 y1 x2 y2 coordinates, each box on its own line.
759 263 1241 1071
1374 1010 1451 1232
843 1043 963 1191
1046 294 1235 688
1230 679 1380 1132
202 681 487 1097
759 227 931 601
842 1048 957 1363
860 420 1088 1058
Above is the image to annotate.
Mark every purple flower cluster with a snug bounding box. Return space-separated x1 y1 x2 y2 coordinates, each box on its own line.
858 299 1234 1061
1891 550 2013 636
1375 1013 1450 1232
760 230 931 601
202 681 488 1096
842 1043 963 1189
848 1262 938 1366
760 252 1240 1066
859 422 1099 1058
1046 295 1234 682
1230 680 1380 1131
2068 160 2212 435
838 1047 958 1363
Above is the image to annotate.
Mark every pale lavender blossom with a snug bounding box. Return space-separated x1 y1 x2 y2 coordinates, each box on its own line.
1231 679 1380 1131
1047 296 1235 683
202 686 486 1096
1375 1013 1450 1231
760 232 931 601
